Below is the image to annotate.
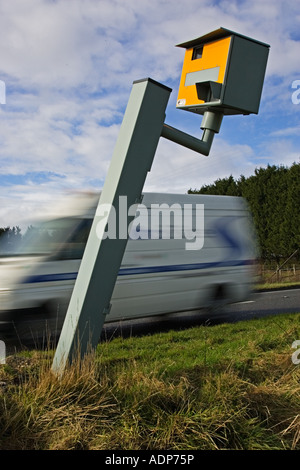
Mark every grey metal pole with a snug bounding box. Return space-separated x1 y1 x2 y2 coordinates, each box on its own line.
161 110 223 156
52 78 171 375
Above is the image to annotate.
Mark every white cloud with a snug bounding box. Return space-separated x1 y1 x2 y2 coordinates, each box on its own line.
0 0 299 228
144 135 256 194
270 126 300 137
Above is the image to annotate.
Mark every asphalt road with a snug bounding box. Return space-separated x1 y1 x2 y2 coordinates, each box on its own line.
3 287 299 352
101 287 300 341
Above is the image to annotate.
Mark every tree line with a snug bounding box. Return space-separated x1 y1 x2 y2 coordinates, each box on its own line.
188 163 300 262
0 164 299 261
0 226 22 253
0 225 38 254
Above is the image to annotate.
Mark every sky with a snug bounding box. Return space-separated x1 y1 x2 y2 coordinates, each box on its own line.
0 0 299 229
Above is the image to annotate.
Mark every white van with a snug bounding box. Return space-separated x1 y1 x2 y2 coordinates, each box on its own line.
0 192 257 343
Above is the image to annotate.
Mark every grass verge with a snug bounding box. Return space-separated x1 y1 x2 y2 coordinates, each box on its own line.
257 281 300 291
0 312 300 450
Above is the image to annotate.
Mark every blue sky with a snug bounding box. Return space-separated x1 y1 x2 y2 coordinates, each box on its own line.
0 0 299 228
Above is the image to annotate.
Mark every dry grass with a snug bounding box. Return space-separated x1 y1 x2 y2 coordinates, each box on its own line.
0 313 300 450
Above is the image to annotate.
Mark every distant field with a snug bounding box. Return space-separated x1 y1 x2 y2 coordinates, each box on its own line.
0 312 300 450
258 263 300 288
257 281 300 291
256 264 300 291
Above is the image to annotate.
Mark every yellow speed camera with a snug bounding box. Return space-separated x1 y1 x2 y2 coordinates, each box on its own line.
176 27 269 115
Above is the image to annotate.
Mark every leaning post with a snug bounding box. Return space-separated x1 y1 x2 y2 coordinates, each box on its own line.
52 78 171 375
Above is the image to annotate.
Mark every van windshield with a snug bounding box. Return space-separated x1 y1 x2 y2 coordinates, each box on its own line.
13 218 91 258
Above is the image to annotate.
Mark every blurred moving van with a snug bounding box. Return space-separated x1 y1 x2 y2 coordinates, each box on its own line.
0 192 257 343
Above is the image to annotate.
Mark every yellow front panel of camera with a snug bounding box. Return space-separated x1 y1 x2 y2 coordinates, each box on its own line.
177 36 232 108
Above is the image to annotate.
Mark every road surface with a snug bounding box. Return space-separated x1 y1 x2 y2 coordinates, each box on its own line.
101 287 300 340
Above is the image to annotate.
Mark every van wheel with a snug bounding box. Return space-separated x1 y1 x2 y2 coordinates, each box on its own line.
14 302 62 347
37 301 64 344
208 284 230 314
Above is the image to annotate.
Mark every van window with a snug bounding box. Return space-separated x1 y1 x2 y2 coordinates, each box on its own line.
12 218 78 256
15 218 91 258
54 218 92 260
